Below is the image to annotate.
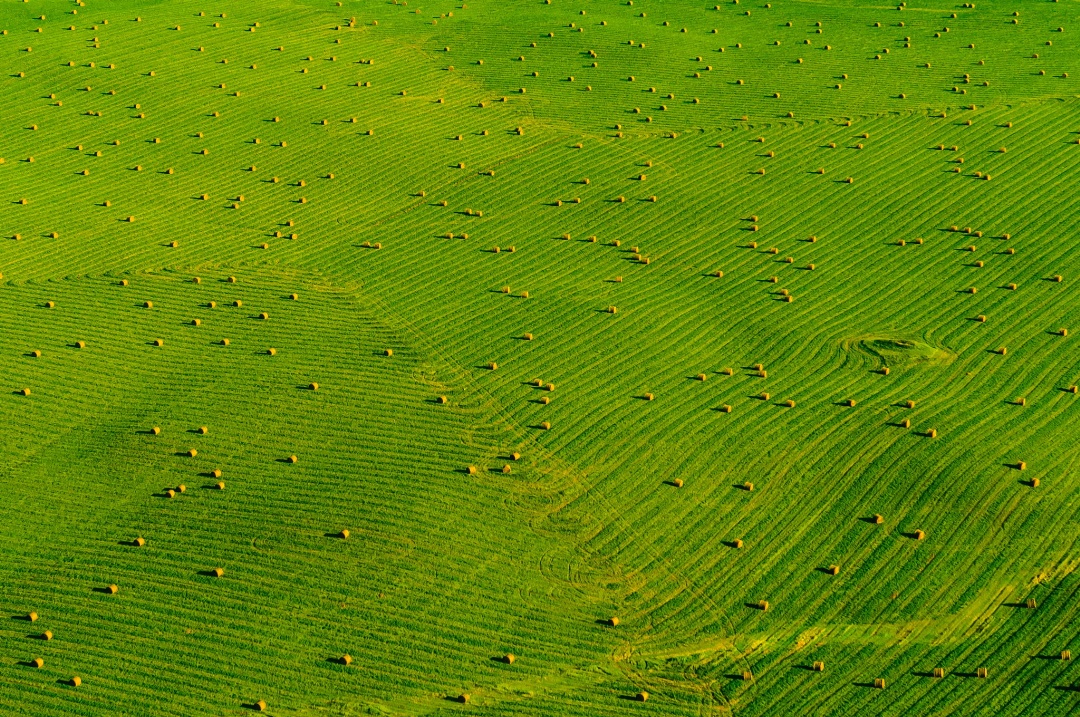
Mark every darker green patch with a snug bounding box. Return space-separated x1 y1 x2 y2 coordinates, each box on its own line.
858 338 955 367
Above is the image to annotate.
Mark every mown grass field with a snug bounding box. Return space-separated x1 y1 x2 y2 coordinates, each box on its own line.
2 0 1080 714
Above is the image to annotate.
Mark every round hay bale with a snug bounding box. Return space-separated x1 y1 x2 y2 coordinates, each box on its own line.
385 348 393 356
187 448 198 458
254 700 267 712
105 584 118 594
502 464 512 474
636 692 649 702
216 481 225 490
198 426 208 435
540 421 551 430
166 489 176 499
192 319 201 326
20 388 31 396
177 484 186 493
31 350 41 358
71 676 82 687
28 612 38 622
338 529 350 539
268 348 277 356
340 654 353 665
211 567 224 578
41 631 53 641
31 657 44 669
153 339 164 346
309 382 319 391
221 339 230 346
644 392 654 401
133 537 145 547
673 478 684 488
287 455 298 464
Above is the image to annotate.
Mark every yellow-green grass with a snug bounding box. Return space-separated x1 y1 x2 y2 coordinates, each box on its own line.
1 1 1079 715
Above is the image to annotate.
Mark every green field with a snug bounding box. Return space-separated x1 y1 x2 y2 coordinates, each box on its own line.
2 0 1080 714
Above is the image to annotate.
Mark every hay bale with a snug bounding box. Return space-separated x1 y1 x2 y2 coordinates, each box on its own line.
1026 598 1037 609
458 694 470 704
154 339 164 346
827 565 839 576
339 529 350 539
385 349 393 356
976 667 987 679
31 350 41 358
437 395 448 404
309 382 319 391
540 421 551 430
31 657 44 669
524 333 534 341
644 392 654 401
758 600 769 611
340 654 353 665
760 392 770 401
1062 650 1071 661
71 676 82 687
813 661 824 672
511 452 521 461
187 448 198 458
504 653 515 664
20 387 31 396
134 537 146 547
28 612 38 622
784 399 796 408
166 489 176 498
874 678 885 689
216 481 226 490
211 567 224 578
488 362 498 371
913 529 926 540
636 691 649 701
198 426 208 435
105 584 118 594
608 616 620 627
732 539 744 549
721 404 732 413
502 464 512 474
873 514 884 524
697 373 707 381
42 630 53 640
221 339 230 346
467 466 478 475
1017 460 1027 470
211 469 222 478
254 700 267 712
933 668 944 678
846 398 857 407
177 484 186 493
673 478 684 488
744 481 754 492
287 455 298 463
